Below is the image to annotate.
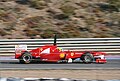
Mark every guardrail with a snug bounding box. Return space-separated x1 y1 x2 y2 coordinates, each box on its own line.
0 38 120 55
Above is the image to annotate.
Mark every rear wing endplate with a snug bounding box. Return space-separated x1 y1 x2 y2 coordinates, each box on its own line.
15 45 27 53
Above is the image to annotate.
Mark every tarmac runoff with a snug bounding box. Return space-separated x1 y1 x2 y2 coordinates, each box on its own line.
0 55 120 70
0 55 120 62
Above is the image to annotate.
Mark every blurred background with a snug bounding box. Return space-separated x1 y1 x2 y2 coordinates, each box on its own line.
0 0 120 80
0 0 119 39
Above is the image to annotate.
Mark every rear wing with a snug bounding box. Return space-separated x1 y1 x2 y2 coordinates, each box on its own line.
15 45 27 53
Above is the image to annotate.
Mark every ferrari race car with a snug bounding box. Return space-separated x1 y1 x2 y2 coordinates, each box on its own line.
15 35 107 64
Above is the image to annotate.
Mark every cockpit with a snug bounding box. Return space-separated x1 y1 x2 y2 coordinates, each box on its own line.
40 45 63 54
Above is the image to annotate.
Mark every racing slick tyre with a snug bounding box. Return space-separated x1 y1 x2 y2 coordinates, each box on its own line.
81 52 94 63
20 52 32 64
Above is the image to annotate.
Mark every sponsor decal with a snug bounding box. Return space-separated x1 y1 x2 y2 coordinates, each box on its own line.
15 45 27 53
60 53 65 58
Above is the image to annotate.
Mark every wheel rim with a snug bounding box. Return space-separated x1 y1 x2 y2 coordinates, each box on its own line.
84 55 91 62
23 55 31 63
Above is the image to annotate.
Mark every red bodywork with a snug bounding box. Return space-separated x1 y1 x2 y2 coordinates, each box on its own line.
15 45 107 63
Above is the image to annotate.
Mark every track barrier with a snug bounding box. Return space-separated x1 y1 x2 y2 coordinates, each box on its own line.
0 38 120 56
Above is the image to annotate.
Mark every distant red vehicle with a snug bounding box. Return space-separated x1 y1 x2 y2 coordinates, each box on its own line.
15 35 107 64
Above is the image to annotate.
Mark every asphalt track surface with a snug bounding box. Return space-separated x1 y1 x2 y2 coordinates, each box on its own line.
0 55 120 70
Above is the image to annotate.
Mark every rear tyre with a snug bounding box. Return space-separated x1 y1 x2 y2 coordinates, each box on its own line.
81 52 94 63
20 52 32 64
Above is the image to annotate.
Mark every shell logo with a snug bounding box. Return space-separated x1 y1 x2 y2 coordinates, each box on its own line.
71 53 74 56
59 53 65 58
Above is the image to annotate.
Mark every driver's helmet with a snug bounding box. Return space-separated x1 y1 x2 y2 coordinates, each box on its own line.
57 47 63 51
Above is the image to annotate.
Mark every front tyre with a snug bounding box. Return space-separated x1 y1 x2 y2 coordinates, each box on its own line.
20 52 32 64
81 53 94 63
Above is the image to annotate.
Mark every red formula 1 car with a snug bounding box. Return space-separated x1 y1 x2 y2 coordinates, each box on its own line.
15 35 107 64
